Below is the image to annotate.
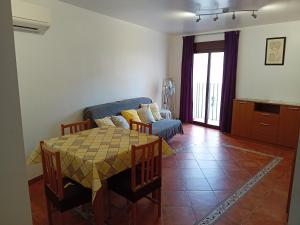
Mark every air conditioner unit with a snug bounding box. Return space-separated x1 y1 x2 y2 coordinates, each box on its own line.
11 0 51 33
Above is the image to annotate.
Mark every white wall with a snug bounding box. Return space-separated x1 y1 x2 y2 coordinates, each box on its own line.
236 20 300 103
0 0 32 224
194 33 224 43
14 0 168 179
167 20 300 117
167 35 182 117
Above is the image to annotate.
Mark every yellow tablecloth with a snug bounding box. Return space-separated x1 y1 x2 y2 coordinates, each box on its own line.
28 126 174 201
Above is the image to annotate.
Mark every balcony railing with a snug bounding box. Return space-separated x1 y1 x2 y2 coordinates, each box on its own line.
193 82 221 125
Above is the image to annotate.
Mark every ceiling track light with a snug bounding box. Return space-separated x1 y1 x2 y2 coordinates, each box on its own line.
195 9 258 22
213 14 219 21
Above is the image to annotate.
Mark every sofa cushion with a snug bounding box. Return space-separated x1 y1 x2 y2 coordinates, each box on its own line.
121 109 142 124
95 116 115 127
111 115 130 129
44 177 91 212
141 103 162 121
137 107 155 123
83 97 152 128
152 119 183 141
107 168 161 203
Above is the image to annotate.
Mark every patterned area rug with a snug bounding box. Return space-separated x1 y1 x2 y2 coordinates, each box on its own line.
73 144 282 225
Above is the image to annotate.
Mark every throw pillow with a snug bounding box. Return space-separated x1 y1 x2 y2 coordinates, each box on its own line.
121 109 142 124
111 115 130 129
141 103 163 121
137 107 155 123
95 116 115 127
121 109 142 130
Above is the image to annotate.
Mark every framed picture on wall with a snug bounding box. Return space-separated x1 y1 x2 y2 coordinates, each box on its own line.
265 37 286 65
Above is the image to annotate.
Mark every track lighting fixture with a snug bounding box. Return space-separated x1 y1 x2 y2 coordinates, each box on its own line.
252 10 257 19
213 14 218 21
232 11 236 20
195 9 258 22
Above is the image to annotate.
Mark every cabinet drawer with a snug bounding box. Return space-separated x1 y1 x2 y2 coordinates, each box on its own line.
284 106 300 112
279 105 300 148
253 112 279 125
252 122 278 144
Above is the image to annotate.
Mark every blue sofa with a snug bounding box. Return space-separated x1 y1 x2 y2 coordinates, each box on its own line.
83 97 183 140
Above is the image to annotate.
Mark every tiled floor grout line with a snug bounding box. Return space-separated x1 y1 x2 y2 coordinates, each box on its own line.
177 146 230 193
194 157 217 193
192 144 283 225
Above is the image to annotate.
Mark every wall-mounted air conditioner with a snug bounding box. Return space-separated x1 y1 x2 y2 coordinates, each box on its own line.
11 0 51 33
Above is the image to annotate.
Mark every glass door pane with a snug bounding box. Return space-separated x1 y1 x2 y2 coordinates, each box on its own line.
207 52 224 126
193 53 209 123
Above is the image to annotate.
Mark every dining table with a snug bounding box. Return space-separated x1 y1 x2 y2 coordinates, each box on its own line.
28 126 174 225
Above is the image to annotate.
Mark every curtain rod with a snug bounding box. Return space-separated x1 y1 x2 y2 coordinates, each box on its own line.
181 27 241 37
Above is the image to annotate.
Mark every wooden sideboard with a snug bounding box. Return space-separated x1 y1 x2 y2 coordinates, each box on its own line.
231 99 300 148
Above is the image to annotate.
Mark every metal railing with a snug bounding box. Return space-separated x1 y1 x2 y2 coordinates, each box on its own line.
193 82 221 124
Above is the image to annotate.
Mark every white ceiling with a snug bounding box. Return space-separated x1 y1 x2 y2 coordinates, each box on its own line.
61 0 300 35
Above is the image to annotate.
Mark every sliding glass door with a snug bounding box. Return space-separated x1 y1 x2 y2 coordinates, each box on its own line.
193 53 208 124
193 51 224 127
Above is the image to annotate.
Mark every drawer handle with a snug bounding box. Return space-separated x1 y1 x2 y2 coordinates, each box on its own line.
260 123 270 126
239 102 247 104
288 107 299 111
261 113 271 116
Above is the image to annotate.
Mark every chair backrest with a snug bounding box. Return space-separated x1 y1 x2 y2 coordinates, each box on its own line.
130 120 152 135
40 141 64 200
61 119 91 136
131 138 162 192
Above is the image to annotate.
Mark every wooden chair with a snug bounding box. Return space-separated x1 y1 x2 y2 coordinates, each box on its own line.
60 119 91 136
107 138 162 225
40 141 92 225
130 120 152 135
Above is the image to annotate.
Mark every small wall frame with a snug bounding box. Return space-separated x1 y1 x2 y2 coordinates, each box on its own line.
265 37 286 66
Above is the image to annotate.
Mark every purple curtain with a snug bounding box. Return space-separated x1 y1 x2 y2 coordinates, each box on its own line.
179 35 195 123
219 31 240 132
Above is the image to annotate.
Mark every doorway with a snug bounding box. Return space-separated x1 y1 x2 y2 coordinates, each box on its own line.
192 41 224 128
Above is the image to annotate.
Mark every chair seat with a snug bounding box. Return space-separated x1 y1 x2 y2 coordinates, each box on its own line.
45 177 92 212
107 169 161 203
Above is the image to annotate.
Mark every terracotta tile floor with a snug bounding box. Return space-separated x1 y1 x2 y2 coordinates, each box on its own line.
29 124 294 225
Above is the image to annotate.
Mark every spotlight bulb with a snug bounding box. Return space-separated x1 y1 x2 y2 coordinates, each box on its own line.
232 12 236 20
213 14 219 21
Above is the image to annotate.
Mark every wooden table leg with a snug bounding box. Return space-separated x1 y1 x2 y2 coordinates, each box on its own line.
93 188 105 225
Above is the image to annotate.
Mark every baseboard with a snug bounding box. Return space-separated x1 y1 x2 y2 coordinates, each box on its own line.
28 175 43 185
